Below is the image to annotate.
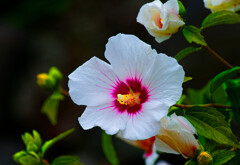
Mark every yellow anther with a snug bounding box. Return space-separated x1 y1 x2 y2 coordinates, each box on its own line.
117 92 140 106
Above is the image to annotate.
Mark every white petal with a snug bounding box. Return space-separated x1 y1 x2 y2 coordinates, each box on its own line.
164 0 179 14
121 108 162 140
68 57 117 106
155 136 179 155
144 53 184 106
79 104 128 135
212 0 225 6
156 160 171 165
168 130 199 158
143 101 169 122
171 114 197 134
153 33 171 43
152 0 163 8
105 33 157 80
145 146 159 165
137 1 163 29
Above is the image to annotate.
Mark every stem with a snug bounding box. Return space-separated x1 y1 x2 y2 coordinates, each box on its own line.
174 103 231 109
60 88 69 97
203 45 233 69
42 159 50 165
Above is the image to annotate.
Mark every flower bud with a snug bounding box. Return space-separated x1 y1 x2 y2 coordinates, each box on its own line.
197 151 213 165
155 113 199 158
49 66 63 83
137 0 185 43
37 73 56 90
203 0 240 12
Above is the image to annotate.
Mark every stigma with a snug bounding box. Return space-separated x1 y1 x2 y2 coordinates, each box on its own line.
117 92 141 106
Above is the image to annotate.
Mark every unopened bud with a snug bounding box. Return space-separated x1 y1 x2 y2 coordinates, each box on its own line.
197 152 213 165
49 67 63 83
37 73 56 90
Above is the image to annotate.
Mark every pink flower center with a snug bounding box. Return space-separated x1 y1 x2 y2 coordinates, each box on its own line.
112 78 149 114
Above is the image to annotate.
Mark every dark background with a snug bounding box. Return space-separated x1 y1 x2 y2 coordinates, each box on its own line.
0 0 239 164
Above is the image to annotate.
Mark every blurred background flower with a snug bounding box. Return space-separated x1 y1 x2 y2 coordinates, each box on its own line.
0 0 240 164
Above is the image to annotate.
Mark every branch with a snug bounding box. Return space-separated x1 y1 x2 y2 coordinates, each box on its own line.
203 45 233 69
60 88 69 97
173 103 231 109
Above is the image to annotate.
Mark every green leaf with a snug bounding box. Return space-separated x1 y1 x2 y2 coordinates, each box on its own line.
186 82 229 106
178 1 186 18
184 76 192 83
22 132 34 147
185 82 231 121
202 11 240 29
175 46 202 61
212 149 235 165
182 25 207 46
204 139 217 153
13 150 28 163
225 80 240 124
51 155 83 165
102 131 119 165
41 128 75 156
210 66 240 94
33 130 42 148
18 154 40 165
198 134 206 148
184 107 239 148
41 91 64 125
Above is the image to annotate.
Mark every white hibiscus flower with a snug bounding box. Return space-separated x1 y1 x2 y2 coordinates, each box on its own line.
68 33 184 140
203 0 240 12
137 0 185 43
155 113 199 158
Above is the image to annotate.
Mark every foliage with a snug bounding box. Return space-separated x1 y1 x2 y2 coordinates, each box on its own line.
37 67 64 125
12 0 240 165
202 11 240 29
174 46 202 61
102 131 119 165
184 107 239 148
13 129 79 165
182 25 207 46
210 67 240 94
225 79 240 125
51 155 83 165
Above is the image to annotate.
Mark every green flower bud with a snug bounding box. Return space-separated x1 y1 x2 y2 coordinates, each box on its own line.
21 130 42 152
197 152 213 165
26 142 39 152
49 67 63 84
37 73 56 90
